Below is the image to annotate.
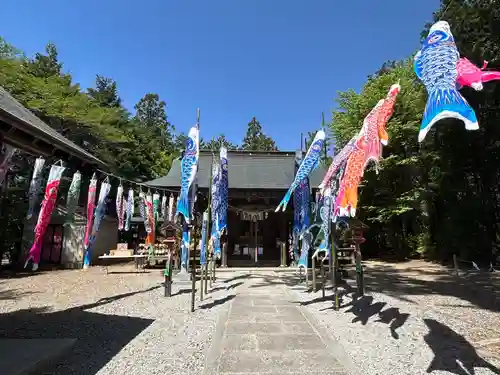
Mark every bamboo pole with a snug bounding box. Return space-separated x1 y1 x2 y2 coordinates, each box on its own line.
190 108 201 312
206 147 215 290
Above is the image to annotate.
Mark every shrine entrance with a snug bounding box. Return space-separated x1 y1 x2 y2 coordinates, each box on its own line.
226 191 289 267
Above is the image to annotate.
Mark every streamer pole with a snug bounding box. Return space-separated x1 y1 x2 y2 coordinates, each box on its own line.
191 108 200 312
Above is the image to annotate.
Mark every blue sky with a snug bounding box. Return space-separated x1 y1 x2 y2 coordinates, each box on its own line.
2 0 438 150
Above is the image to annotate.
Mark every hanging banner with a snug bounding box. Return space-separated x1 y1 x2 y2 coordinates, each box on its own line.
218 147 229 235
25 163 65 270
276 130 325 212
180 221 190 269
0 144 15 187
26 157 45 220
83 174 97 250
211 160 221 258
292 151 302 262
116 184 125 231
138 191 151 233
161 194 167 222
167 194 175 222
64 171 81 226
145 192 155 254
200 211 208 266
176 125 200 224
297 176 311 269
153 192 160 229
124 189 134 231
84 178 111 267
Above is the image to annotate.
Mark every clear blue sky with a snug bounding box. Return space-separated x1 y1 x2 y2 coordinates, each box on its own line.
2 0 438 150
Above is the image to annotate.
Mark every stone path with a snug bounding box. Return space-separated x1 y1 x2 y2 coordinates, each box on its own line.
204 275 351 375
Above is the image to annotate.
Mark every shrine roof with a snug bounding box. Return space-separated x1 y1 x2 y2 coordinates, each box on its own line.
0 86 106 167
146 150 328 190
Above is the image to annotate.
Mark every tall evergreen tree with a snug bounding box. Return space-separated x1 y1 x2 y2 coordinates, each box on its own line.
204 134 237 151
88 75 122 108
241 117 278 151
27 42 62 78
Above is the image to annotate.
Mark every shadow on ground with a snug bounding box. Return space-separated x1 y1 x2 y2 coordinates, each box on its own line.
0 285 158 375
210 281 245 292
275 264 500 374
0 288 38 301
199 294 235 310
364 266 500 313
424 319 500 375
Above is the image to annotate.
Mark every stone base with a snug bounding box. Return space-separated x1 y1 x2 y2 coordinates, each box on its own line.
174 268 191 281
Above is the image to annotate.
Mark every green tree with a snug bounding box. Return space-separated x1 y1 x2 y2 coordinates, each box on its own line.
26 42 62 78
87 75 122 108
0 37 24 60
204 134 238 151
241 117 278 151
133 93 175 150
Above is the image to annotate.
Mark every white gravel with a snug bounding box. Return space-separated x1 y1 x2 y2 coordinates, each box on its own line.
0 265 239 375
286 261 500 375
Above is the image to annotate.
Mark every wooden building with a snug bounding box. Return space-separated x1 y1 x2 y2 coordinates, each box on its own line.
146 150 327 267
0 85 112 269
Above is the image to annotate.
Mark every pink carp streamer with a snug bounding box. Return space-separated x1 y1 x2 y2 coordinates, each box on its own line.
116 184 125 230
145 192 155 251
84 178 111 267
318 136 356 196
456 57 500 91
25 163 65 270
335 84 400 218
83 174 97 250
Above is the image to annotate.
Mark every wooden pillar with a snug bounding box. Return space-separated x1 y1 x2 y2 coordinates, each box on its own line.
221 238 228 267
312 256 317 292
280 241 287 267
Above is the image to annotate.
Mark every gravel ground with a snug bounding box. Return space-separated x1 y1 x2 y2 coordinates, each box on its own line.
286 260 500 375
0 265 239 375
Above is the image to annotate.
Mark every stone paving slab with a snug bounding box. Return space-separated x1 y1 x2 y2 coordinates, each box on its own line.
218 350 347 373
204 277 352 375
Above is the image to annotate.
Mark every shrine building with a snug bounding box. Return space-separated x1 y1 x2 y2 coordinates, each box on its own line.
146 150 327 267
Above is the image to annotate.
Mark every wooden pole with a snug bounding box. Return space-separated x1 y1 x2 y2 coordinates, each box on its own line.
320 258 325 299
190 108 201 311
312 256 317 292
202 152 214 297
164 252 172 297
204 261 209 293
453 254 459 276
331 229 339 310
355 243 364 297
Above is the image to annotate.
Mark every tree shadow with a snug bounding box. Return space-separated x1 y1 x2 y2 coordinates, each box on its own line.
424 319 500 374
199 294 235 310
0 285 158 375
211 281 245 292
223 274 251 284
249 274 302 288
0 288 38 300
173 288 192 296
0 269 45 279
365 266 500 312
